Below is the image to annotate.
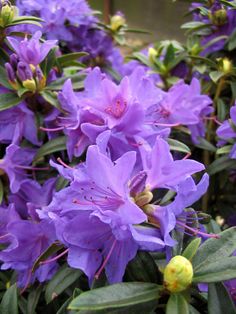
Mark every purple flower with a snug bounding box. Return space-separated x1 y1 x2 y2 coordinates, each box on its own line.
7 31 57 66
0 144 35 193
146 78 212 143
217 104 236 159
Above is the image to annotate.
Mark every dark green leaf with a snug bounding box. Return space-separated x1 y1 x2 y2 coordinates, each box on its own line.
0 92 22 111
34 136 66 161
125 251 162 284
207 156 236 175
0 66 14 90
0 284 18 314
68 283 162 311
46 73 85 91
166 293 189 314
168 138 191 154
164 44 175 67
57 52 88 67
40 90 62 110
195 138 216 152
216 145 232 155
193 256 236 282
45 265 82 303
132 52 150 67
182 238 201 261
217 98 227 121
0 178 4 204
208 282 236 314
192 227 236 270
27 286 43 314
228 29 236 51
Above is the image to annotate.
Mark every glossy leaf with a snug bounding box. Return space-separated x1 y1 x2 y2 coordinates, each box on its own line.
207 156 236 175
34 136 66 161
168 138 191 154
166 293 189 314
45 265 82 304
0 284 18 314
0 92 22 111
68 283 162 311
182 238 201 261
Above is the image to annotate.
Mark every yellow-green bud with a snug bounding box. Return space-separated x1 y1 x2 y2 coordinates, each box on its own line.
148 47 158 63
0 3 15 27
164 255 193 293
134 189 153 208
110 14 126 32
218 57 232 74
209 8 227 26
22 79 37 92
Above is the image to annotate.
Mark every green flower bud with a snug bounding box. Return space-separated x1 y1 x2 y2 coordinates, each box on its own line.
217 57 232 74
22 79 37 92
164 255 193 293
148 47 158 63
209 8 228 26
110 14 126 32
0 2 15 27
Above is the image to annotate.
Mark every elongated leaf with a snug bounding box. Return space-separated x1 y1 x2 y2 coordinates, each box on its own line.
46 73 85 91
209 71 224 83
216 145 232 155
0 284 18 314
0 66 14 90
168 138 191 154
0 178 4 204
34 136 66 161
0 92 22 111
27 286 43 314
68 283 162 311
57 52 88 67
166 294 189 314
182 238 201 261
208 282 236 314
193 256 236 283
192 227 236 270
40 90 62 111
207 156 236 175
45 265 82 303
195 138 216 152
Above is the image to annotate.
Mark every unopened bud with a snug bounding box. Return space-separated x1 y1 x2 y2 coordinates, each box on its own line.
22 79 36 92
110 12 126 31
134 189 153 208
0 2 15 27
164 255 193 293
148 47 158 63
218 57 232 74
210 5 228 26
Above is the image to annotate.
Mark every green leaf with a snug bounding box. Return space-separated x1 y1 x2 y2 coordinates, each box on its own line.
166 294 189 314
125 251 162 284
208 282 236 314
132 52 150 67
195 138 216 152
217 98 226 121
45 265 82 303
167 138 191 154
207 156 236 175
68 283 162 311
209 71 224 83
31 242 64 273
40 90 62 111
0 66 14 90
181 21 209 30
193 256 236 283
0 92 22 111
192 227 236 270
164 44 175 67
7 16 43 28
0 284 18 314
41 48 57 77
216 145 232 155
182 238 201 261
46 73 85 91
34 136 66 161
27 286 43 314
228 29 236 51
57 52 88 68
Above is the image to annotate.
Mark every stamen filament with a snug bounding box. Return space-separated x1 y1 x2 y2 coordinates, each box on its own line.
95 239 117 280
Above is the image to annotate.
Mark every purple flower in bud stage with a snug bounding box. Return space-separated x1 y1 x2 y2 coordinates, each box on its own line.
9 178 57 219
0 216 57 287
7 31 57 66
146 78 212 143
0 144 35 193
217 104 236 158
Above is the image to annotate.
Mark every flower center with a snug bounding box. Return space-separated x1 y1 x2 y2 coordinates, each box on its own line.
105 96 127 118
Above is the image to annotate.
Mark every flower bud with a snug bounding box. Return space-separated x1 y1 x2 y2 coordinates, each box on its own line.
164 255 193 293
17 62 33 81
218 57 232 74
209 3 228 26
110 12 126 31
148 47 158 63
22 79 37 92
0 1 15 27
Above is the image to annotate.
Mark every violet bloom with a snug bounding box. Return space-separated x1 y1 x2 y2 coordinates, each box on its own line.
146 78 212 143
55 67 166 160
9 178 56 219
0 216 57 287
7 31 57 66
217 104 236 158
0 144 35 193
